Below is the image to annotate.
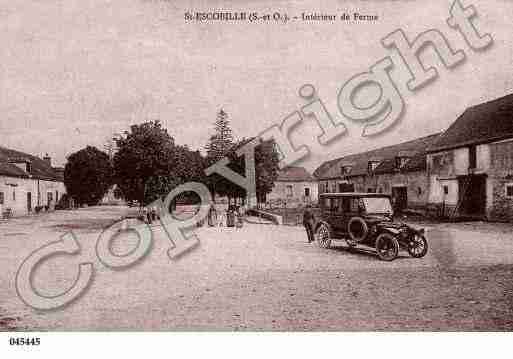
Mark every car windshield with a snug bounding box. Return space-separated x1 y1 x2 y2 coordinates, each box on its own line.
362 197 392 214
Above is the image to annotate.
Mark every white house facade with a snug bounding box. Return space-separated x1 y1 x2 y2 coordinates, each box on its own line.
0 147 66 217
266 166 318 207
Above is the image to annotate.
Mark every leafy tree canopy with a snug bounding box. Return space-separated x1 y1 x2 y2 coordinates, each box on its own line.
64 146 113 206
113 121 206 206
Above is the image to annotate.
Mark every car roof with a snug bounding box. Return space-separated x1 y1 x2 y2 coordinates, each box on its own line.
319 192 391 198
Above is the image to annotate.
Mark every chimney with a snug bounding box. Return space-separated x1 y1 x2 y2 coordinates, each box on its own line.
43 153 51 167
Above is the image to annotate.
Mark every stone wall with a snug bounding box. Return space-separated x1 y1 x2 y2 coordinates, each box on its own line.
267 180 318 207
488 140 513 221
318 170 429 211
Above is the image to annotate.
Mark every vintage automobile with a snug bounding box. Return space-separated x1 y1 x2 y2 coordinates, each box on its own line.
314 193 428 261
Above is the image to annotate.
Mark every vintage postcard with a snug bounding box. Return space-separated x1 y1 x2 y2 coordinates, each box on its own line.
1 0 512 356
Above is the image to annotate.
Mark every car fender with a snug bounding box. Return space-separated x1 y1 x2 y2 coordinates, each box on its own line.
380 227 401 236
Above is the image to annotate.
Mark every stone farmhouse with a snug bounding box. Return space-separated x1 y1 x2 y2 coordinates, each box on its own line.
0 147 66 218
265 166 318 207
426 93 513 221
314 134 441 213
314 92 513 222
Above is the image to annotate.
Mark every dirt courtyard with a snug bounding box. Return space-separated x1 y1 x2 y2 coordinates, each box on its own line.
1 206 513 331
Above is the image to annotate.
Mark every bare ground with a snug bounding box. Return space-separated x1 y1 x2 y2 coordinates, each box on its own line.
1 206 513 331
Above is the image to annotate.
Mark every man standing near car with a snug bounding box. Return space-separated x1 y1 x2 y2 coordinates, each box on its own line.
303 204 315 243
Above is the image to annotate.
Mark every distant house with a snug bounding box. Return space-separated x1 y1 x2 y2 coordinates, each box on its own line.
101 185 126 206
315 133 440 213
266 166 318 207
0 147 66 217
427 93 513 221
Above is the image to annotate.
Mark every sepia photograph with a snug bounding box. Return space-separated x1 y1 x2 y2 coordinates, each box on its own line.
1 0 513 356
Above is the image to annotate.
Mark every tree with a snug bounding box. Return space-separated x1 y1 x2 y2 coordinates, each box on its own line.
113 121 206 206
217 137 280 205
204 109 236 200
113 121 175 205
205 109 233 162
64 146 113 206
254 138 281 203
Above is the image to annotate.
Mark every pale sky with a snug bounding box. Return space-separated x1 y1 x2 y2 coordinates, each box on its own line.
1 0 512 171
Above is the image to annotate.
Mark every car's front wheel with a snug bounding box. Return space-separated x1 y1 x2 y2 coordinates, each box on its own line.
375 233 399 261
407 234 428 258
316 223 332 249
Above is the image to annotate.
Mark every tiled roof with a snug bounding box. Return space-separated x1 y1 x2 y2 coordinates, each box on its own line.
315 133 440 180
312 158 338 178
373 151 426 174
0 162 28 178
429 93 513 152
277 166 316 182
0 146 62 181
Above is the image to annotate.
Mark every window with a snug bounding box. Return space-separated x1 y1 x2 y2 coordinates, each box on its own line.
48 192 53 204
368 161 379 173
378 187 383 193
323 197 331 209
12 190 15 201
506 183 513 198
56 190 59 203
432 153 451 169
331 198 340 212
340 198 350 212
417 187 422 196
332 183 337 193
469 145 477 169
0 192 3 205
325 181 329 193
304 188 310 197
443 185 449 195
286 185 293 198
395 157 409 169
349 198 362 212
367 187 376 193
341 166 352 176
362 197 393 214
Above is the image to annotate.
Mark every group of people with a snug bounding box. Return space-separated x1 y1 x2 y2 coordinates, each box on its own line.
137 203 245 228
140 207 159 224
207 204 244 228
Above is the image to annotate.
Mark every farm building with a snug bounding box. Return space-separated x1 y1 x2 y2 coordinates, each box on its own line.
315 133 440 213
427 93 513 221
0 147 66 218
265 166 318 207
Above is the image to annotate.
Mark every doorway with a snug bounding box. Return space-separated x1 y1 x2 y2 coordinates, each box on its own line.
457 174 486 217
27 192 32 212
392 186 408 213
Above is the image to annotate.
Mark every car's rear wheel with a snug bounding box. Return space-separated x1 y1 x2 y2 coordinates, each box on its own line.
375 233 399 261
316 223 332 249
407 234 428 258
